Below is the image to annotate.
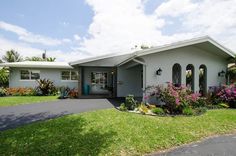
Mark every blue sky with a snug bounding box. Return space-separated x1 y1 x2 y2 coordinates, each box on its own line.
0 0 235 61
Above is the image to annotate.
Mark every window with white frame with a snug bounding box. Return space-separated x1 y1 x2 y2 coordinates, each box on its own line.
20 70 40 80
61 71 78 80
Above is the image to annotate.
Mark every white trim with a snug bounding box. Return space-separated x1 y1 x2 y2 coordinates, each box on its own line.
19 79 37 82
132 58 146 65
135 36 235 58
117 56 136 66
0 61 73 69
70 53 132 66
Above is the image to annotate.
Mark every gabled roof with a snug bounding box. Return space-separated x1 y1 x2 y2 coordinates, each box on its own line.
70 53 133 67
0 61 73 69
134 36 235 58
70 36 235 67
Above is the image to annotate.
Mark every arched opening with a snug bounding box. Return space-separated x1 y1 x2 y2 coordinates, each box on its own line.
172 63 182 87
186 64 194 91
199 65 207 96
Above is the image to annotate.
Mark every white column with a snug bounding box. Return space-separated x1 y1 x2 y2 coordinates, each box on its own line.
142 65 146 101
181 64 186 86
194 65 200 93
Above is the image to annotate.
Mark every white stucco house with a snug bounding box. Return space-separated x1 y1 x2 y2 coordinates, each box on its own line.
1 36 235 98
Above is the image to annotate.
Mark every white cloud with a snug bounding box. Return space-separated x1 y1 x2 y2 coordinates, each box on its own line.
155 0 198 17
0 21 69 46
74 34 81 41
79 0 236 56
0 37 88 62
79 0 174 56
153 0 236 52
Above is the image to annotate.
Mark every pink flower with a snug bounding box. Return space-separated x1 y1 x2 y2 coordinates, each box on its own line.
144 96 148 100
175 98 180 105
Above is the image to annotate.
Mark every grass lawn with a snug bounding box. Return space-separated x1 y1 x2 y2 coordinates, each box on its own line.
0 96 58 107
1 109 236 155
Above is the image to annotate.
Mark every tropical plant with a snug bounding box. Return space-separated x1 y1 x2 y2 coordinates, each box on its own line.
124 95 137 110
2 50 23 62
46 57 56 62
36 79 56 95
58 86 70 99
151 107 165 115
25 56 43 61
0 87 6 97
0 67 9 87
119 103 128 111
138 103 149 114
25 56 56 62
182 107 194 116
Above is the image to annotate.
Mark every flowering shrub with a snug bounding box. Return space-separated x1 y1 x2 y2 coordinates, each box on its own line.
217 84 236 108
68 88 78 98
6 87 35 96
145 83 201 114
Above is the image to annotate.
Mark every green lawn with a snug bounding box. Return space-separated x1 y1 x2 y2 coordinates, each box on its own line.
0 96 58 107
1 109 236 155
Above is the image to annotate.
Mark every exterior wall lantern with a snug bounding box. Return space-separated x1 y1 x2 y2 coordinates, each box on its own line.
156 68 162 76
218 70 226 77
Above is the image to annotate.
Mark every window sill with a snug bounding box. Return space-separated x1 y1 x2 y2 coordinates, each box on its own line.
19 80 37 82
61 80 78 82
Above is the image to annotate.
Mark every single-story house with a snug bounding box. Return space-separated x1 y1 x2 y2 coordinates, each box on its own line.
1 36 235 98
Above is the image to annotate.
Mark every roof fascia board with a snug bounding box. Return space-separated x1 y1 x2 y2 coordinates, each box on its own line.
135 37 210 57
132 58 146 65
206 37 235 57
116 55 136 66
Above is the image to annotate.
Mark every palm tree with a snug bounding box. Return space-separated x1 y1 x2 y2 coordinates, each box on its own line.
25 56 43 61
2 50 23 62
46 57 56 62
25 56 56 62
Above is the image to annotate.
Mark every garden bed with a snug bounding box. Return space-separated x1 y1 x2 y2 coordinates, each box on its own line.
118 83 235 117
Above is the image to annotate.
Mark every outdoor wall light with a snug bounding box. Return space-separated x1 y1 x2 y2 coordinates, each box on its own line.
218 70 226 77
156 68 162 76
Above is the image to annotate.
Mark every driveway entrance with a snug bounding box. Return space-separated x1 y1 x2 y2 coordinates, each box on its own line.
0 99 117 131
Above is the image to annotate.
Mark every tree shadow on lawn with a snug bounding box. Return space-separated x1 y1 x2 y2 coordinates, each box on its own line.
0 116 117 155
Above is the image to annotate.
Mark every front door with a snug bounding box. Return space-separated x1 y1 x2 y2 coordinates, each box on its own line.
90 72 109 94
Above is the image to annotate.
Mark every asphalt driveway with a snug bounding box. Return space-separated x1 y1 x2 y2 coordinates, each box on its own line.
0 99 117 131
150 134 236 156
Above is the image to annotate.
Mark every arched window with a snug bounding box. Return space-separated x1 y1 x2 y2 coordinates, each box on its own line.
172 63 182 87
186 64 194 91
199 65 207 96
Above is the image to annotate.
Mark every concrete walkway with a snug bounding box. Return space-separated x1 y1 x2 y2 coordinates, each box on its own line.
0 99 117 131
150 134 236 156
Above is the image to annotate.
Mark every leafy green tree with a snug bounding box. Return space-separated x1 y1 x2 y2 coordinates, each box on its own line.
228 54 236 83
0 67 9 87
2 50 23 62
